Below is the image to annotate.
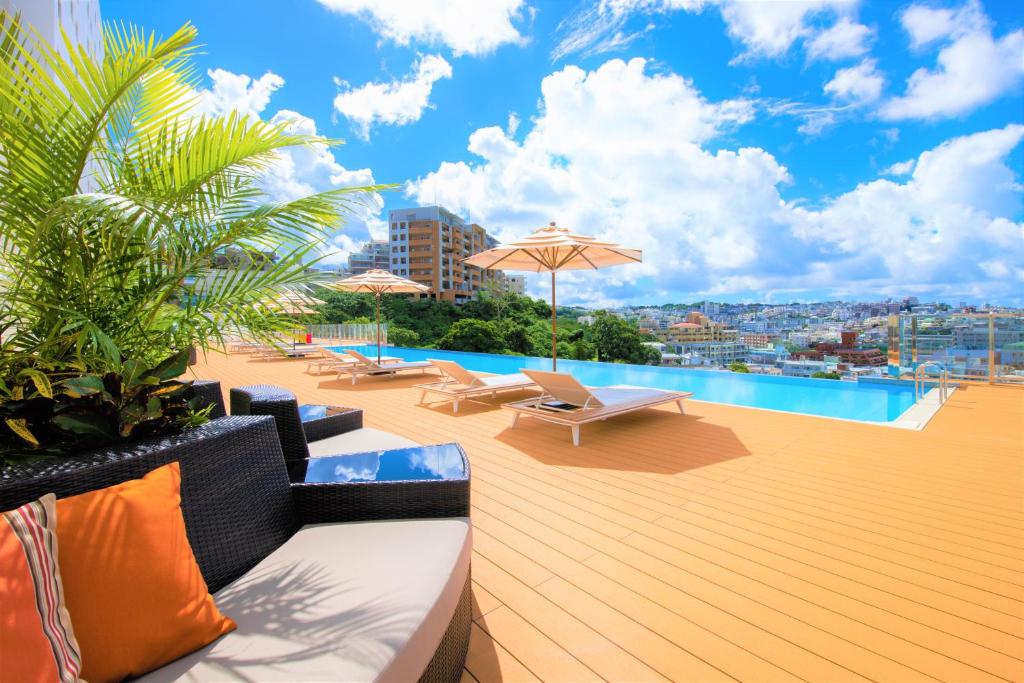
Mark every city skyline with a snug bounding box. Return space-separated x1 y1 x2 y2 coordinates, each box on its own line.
102 0 1024 306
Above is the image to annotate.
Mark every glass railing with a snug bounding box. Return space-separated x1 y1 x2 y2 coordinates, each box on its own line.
887 312 1024 383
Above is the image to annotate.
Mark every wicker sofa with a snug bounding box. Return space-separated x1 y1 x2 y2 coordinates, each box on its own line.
0 415 472 682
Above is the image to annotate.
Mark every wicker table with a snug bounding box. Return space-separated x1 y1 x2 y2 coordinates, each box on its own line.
289 443 470 523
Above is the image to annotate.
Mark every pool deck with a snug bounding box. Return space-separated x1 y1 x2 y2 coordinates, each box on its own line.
191 350 1024 682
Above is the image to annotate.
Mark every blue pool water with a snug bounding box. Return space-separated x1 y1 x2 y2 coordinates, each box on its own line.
327 345 918 422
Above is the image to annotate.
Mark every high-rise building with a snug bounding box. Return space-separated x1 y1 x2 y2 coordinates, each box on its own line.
347 239 390 275
387 206 501 303
2 0 103 60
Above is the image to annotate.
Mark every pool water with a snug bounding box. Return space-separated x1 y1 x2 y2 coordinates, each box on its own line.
327 345 918 422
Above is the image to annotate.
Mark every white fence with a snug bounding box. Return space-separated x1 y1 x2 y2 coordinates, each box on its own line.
306 323 386 344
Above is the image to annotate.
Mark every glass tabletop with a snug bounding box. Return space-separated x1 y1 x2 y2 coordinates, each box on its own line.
298 404 345 422
289 443 467 484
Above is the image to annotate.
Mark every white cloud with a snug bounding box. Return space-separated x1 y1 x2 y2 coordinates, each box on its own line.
825 59 884 104
406 58 1024 305
882 2 1023 120
333 54 452 140
555 0 868 66
806 16 873 61
196 69 284 119
315 0 529 56
900 0 988 50
506 112 520 136
883 159 915 176
193 69 383 263
792 125 1024 296
718 0 852 61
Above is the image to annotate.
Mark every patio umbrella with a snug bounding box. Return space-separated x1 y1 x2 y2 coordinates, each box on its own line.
263 290 325 348
463 221 641 370
326 269 430 362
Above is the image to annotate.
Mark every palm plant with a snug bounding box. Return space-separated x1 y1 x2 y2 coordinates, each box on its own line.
0 13 384 380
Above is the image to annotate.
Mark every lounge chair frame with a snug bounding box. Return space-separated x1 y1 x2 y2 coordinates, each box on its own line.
337 349 435 384
416 359 537 413
503 370 691 446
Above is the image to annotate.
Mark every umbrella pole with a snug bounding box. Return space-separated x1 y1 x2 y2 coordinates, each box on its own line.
375 292 382 363
551 270 557 371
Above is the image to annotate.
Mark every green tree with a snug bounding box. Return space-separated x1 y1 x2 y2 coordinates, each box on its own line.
811 371 841 380
0 15 383 379
437 319 507 353
386 326 420 347
588 314 661 365
499 321 534 356
728 361 750 373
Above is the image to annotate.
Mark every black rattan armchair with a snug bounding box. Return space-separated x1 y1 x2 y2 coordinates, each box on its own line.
0 416 471 681
229 384 363 462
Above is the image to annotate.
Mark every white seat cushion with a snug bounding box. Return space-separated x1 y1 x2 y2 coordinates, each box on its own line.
307 428 419 457
140 518 472 682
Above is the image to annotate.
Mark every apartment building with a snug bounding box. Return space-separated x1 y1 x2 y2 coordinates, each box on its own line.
387 206 500 303
347 239 390 275
656 311 745 365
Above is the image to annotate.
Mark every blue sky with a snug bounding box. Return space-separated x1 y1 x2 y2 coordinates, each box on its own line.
101 0 1023 306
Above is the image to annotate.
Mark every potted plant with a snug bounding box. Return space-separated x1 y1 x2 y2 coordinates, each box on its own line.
0 13 384 464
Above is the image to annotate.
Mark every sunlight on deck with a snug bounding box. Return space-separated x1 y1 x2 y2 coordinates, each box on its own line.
190 350 1024 683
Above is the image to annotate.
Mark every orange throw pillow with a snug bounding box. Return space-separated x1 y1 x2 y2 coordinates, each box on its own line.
1 494 82 683
56 462 235 682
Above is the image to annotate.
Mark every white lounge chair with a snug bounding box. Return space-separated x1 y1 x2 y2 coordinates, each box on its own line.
254 343 321 360
338 349 435 384
503 369 692 446
305 347 401 375
416 359 538 413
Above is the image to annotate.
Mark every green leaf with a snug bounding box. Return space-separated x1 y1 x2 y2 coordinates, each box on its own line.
16 368 53 398
144 396 162 420
149 349 190 381
5 418 40 447
52 413 115 438
59 375 105 398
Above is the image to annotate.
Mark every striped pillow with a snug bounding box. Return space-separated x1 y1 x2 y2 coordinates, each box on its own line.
1 494 82 683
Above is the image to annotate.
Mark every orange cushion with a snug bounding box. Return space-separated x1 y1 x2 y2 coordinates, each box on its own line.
56 462 235 682
1 494 82 683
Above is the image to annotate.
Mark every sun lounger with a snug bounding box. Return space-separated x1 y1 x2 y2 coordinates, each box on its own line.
305 348 401 374
503 369 692 446
254 343 321 360
337 349 435 384
415 359 538 413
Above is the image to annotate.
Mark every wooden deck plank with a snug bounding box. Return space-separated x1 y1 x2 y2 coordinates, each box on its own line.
190 351 1024 682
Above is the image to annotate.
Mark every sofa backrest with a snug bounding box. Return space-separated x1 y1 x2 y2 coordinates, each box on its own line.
229 384 311 462
0 416 298 593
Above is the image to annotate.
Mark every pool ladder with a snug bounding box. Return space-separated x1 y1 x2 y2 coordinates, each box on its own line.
914 361 949 403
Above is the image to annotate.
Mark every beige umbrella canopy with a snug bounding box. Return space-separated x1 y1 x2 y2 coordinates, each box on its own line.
326 269 430 362
463 221 641 370
262 290 326 346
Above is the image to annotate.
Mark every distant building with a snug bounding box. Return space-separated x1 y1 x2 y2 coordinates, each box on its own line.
656 312 744 365
347 239 390 275
388 206 501 303
793 330 886 367
781 359 829 377
741 333 778 350
505 274 526 295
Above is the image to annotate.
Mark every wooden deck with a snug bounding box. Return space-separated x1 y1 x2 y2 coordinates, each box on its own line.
190 351 1024 682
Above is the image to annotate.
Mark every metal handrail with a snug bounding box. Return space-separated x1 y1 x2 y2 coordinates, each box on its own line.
914 361 948 403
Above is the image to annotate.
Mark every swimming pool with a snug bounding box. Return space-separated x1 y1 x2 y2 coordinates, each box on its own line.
327 345 919 422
